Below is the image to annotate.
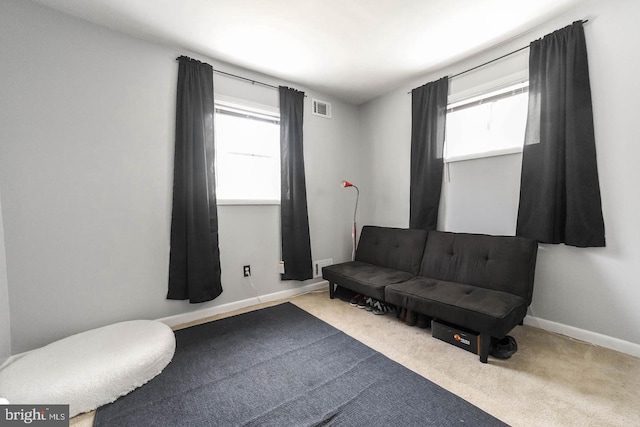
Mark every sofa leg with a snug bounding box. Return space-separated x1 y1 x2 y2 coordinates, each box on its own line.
479 333 491 363
328 282 335 299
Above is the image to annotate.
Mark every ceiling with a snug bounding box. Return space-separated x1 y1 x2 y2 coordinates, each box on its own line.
31 0 584 105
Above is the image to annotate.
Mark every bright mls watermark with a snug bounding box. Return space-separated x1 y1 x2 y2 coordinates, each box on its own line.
1 405 68 426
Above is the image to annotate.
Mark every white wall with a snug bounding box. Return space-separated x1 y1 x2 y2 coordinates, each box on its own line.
442 154 522 236
0 186 11 363
0 0 361 353
360 0 640 350
358 88 410 229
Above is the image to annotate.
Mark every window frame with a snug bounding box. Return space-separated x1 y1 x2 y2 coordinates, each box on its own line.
213 95 281 206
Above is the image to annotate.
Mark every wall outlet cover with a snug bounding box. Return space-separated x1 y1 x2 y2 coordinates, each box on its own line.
313 259 333 278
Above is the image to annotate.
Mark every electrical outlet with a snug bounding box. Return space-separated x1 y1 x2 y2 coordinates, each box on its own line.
313 259 333 278
243 265 251 277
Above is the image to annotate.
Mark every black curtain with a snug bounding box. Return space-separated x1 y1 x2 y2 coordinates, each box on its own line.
279 86 313 281
167 56 223 303
517 21 605 247
410 77 449 230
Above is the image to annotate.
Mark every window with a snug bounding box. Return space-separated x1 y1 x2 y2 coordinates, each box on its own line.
214 102 280 204
445 82 528 162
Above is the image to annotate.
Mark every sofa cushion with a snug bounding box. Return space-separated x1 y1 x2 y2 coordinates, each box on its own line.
355 226 428 274
385 277 529 337
322 261 415 301
419 231 538 301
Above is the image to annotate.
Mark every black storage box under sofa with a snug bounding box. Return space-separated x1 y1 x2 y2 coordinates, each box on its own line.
322 225 538 363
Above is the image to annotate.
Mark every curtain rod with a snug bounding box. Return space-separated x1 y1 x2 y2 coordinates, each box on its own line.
212 68 307 96
175 56 306 93
448 44 529 80
211 68 280 90
408 19 589 93
174 56 278 90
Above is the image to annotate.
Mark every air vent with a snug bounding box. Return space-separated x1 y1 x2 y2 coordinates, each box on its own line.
312 98 332 118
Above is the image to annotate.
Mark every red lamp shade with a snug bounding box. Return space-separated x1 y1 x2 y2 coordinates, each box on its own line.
341 180 354 188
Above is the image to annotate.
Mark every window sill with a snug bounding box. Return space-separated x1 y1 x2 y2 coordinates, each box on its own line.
445 146 523 163
217 199 280 206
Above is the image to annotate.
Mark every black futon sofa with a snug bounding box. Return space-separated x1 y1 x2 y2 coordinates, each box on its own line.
322 226 538 363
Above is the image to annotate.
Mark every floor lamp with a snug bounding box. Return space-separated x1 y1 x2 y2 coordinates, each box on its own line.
341 180 359 261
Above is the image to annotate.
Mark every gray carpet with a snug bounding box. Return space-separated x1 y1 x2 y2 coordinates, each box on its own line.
94 303 507 426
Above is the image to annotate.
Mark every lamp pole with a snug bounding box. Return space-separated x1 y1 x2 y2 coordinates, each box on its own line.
341 180 359 261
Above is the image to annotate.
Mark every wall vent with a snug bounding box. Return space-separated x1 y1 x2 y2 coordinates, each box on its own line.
312 99 332 118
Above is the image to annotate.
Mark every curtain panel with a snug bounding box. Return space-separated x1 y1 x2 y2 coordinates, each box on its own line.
410 77 449 230
167 56 223 303
517 21 605 247
279 86 313 281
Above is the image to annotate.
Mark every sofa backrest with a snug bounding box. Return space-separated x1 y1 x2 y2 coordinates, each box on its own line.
356 226 428 275
419 231 538 301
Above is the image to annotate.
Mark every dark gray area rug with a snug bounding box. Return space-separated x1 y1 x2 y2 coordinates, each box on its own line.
94 303 507 426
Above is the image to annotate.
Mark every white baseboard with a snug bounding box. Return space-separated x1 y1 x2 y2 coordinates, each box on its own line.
524 315 640 359
158 280 328 328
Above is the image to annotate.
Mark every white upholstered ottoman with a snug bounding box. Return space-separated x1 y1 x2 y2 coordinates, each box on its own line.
0 320 175 417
